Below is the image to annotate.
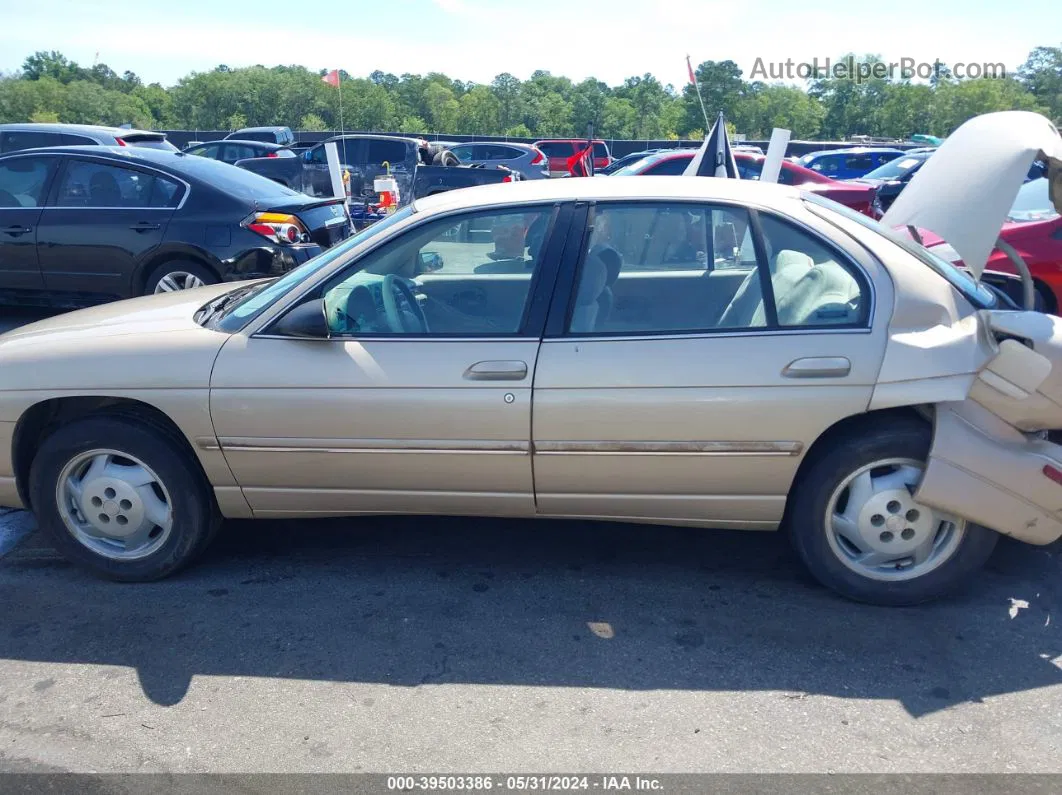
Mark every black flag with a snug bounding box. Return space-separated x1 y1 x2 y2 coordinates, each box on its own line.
683 111 740 178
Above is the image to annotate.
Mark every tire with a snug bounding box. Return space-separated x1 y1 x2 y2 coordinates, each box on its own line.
142 260 217 296
29 416 218 582
787 416 998 606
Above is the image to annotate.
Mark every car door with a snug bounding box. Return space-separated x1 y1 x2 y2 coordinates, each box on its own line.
531 200 888 528
36 156 183 297
209 202 573 518
0 154 58 290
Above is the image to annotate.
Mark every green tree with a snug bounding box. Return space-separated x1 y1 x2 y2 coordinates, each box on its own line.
683 60 745 134
1019 45 1062 121
490 72 523 130
457 85 500 134
423 82 460 132
299 112 328 131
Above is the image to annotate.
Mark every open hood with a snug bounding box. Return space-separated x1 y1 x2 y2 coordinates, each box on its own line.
882 111 1062 280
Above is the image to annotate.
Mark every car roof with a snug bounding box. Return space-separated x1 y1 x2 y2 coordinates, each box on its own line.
324 133 419 144
189 139 281 148
234 126 291 133
0 122 158 136
0 145 224 176
803 147 906 158
414 174 803 215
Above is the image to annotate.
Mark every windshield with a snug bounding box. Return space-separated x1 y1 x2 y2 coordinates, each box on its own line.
861 154 927 181
802 192 996 309
1008 178 1058 223
214 206 416 332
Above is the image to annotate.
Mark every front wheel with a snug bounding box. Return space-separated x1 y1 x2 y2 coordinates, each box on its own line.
787 417 998 605
29 416 218 581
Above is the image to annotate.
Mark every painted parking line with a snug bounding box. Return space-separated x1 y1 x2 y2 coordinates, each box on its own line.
0 510 37 558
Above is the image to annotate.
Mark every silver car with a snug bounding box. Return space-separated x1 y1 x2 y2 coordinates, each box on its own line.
0 123 178 154
447 142 549 180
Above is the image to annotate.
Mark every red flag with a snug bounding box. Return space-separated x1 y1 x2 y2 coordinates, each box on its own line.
322 69 340 88
566 142 594 177
686 55 697 86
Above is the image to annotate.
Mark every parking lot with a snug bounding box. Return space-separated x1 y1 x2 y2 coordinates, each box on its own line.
2 384 1062 774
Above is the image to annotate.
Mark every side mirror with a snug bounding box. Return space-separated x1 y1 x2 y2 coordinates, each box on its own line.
271 298 329 338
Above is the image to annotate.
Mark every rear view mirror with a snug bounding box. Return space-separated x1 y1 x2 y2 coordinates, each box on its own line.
272 298 329 338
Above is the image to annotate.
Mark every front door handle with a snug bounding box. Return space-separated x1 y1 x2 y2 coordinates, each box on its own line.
782 357 851 378
463 360 528 381
129 222 161 233
2 225 31 237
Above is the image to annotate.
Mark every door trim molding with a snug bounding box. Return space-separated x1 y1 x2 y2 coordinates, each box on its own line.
533 440 803 456
218 437 530 455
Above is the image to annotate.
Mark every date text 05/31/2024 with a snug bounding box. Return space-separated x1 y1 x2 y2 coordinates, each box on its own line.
386 775 664 791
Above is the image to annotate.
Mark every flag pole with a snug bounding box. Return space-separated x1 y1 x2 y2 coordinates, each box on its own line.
687 55 711 132
338 72 345 136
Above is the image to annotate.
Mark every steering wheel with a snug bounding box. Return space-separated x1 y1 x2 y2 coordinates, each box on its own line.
381 273 429 333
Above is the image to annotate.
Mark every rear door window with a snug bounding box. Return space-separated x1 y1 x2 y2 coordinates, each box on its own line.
0 130 65 153
54 160 182 209
365 139 409 165
0 157 55 207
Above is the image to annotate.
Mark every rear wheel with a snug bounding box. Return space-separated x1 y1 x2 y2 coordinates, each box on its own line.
143 260 217 296
29 416 218 581
787 417 998 605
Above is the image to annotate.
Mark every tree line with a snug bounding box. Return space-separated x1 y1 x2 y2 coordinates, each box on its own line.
0 48 1060 141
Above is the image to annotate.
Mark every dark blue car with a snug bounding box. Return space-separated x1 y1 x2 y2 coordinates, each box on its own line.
799 147 906 179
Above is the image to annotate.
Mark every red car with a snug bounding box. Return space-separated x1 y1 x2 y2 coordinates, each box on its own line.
921 177 1062 313
609 149 881 218
533 139 612 176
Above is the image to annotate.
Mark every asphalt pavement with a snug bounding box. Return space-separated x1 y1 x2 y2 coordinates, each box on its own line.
1 306 1062 775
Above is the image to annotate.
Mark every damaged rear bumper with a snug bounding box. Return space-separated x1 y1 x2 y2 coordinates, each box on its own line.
917 402 1062 545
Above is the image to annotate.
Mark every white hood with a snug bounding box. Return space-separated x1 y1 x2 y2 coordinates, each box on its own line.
882 111 1062 280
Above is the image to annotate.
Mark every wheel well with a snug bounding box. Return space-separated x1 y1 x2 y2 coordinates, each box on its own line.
781 405 930 526
12 397 206 510
134 252 219 296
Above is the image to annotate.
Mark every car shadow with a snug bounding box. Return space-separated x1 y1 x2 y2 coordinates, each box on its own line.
1 516 1060 714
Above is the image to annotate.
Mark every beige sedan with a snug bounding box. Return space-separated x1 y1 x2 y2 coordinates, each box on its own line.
1 118 1061 604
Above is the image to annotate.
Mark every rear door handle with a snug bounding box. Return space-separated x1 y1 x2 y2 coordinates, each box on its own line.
463 360 528 381
129 222 161 232
2 225 32 237
782 357 851 378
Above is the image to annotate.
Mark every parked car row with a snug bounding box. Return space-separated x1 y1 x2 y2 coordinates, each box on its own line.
607 149 882 218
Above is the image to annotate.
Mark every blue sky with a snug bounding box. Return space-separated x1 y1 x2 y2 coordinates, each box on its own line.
0 0 1054 87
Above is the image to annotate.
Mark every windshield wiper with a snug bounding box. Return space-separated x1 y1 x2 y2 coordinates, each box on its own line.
196 282 270 327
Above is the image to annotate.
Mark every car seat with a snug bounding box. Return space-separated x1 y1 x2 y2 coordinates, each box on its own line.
775 260 861 326
717 250 814 328
591 245 623 328
569 250 610 333
89 171 122 206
